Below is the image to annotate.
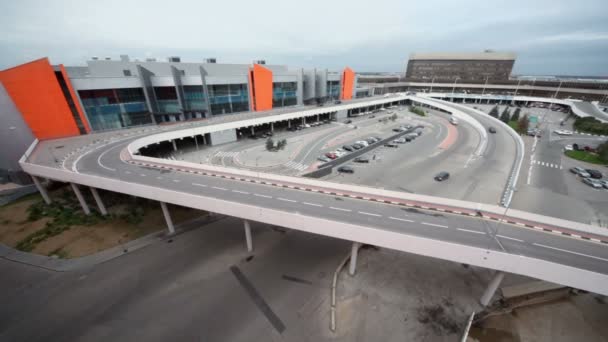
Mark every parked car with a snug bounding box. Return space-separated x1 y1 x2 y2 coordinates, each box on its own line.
384 143 398 148
564 145 573 151
334 100 342 104
393 128 405 132
337 166 354 173
317 156 331 163
393 138 406 144
369 115 376 119
343 145 354 152
434 171 450 181
354 157 370 163
554 129 573 135
345 119 352 124
570 167 586 175
586 169 603 179
352 144 364 150
599 180 608 189
488 127 497 134
325 152 337 159
583 178 603 189
356 141 369 147
366 138 376 144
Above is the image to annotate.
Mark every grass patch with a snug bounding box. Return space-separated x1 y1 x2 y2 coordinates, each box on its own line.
565 150 608 165
410 106 426 117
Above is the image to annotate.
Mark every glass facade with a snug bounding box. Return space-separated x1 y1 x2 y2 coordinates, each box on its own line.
208 84 249 115
153 87 180 113
272 82 297 107
327 81 340 99
79 88 151 131
182 85 206 111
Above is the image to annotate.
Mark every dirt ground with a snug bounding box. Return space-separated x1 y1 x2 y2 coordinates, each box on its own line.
0 191 204 258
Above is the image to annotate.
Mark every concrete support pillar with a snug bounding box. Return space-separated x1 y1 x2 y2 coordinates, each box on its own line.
287 120 291 128
202 134 207 145
172 140 177 151
243 219 253 252
349 242 361 276
480 271 505 306
302 117 305 125
32 176 51 205
90 187 107 215
160 201 175 235
70 183 90 215
317 114 320 122
270 122 274 132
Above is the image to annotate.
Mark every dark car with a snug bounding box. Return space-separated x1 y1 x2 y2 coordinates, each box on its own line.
334 100 342 104
384 143 398 148
343 145 354 152
337 166 354 173
369 115 376 118
366 138 376 144
345 119 352 124
352 144 364 150
586 169 603 179
354 157 369 163
434 171 450 181
488 127 497 134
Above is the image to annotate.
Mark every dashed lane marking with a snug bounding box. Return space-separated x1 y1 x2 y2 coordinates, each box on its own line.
330 206 351 212
389 217 414 223
496 234 524 242
358 211 381 217
303 202 323 207
193 183 207 187
232 190 249 195
533 243 608 262
421 222 449 229
254 193 272 199
278 197 297 203
212 186 227 191
457 228 486 235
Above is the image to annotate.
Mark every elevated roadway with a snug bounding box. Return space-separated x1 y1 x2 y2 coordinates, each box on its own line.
20 95 608 297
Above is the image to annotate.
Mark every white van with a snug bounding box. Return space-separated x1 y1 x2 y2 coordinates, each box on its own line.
449 117 458 125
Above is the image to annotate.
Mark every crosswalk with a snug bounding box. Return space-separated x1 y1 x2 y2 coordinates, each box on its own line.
214 151 239 158
531 160 562 169
284 161 309 171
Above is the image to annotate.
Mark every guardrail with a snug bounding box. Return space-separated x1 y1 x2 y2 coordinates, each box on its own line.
18 159 608 296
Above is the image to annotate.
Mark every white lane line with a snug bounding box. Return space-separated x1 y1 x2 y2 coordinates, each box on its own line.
533 243 608 262
232 189 249 195
212 186 227 191
303 202 323 207
496 234 524 242
457 228 486 235
358 211 381 217
172 179 180 183
278 197 297 203
140 174 146 177
389 216 414 223
330 206 351 212
157 176 163 180
97 146 117 172
125 171 131 174
193 183 207 187
254 193 272 199
422 222 449 229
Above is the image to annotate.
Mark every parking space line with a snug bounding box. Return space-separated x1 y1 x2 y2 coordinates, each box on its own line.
422 222 448 229
278 197 297 203
359 211 381 217
212 186 227 191
496 234 524 242
254 193 272 199
457 228 485 235
303 202 323 207
533 243 608 262
389 216 414 223
330 206 351 212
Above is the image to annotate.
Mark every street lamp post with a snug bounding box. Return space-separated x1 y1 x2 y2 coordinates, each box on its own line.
429 76 436 93
481 76 489 104
553 80 563 99
451 77 460 102
512 79 521 105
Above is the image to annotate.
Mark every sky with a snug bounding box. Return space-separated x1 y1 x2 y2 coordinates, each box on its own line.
0 0 607 76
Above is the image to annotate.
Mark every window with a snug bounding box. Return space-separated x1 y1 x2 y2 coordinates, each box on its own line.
123 69 132 76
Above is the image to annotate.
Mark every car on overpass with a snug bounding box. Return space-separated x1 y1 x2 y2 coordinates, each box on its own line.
434 171 450 181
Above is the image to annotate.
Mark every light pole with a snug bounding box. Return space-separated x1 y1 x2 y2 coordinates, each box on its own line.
553 80 563 99
429 76 436 93
512 79 521 105
451 77 460 102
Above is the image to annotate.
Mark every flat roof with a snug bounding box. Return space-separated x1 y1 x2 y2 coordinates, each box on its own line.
409 52 516 61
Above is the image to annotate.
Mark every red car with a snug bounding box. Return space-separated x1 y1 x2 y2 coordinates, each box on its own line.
325 152 337 159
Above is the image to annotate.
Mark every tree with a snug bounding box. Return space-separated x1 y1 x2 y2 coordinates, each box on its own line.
390 113 398 122
511 107 521 122
277 139 287 150
489 105 499 118
265 138 275 151
500 107 511 124
517 114 529 134
597 140 608 163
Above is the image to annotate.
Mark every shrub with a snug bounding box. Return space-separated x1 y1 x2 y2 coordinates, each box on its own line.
573 117 608 135
410 106 426 116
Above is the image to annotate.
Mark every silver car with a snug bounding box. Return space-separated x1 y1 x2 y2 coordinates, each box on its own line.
583 178 602 189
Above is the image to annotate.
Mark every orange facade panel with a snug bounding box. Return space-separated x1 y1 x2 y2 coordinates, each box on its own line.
250 64 273 111
59 64 91 133
341 67 355 100
0 58 81 140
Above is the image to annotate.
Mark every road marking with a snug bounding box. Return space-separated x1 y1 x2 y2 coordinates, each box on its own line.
358 211 381 217
193 183 207 187
389 216 414 223
232 190 249 195
278 197 297 203
97 146 117 172
157 176 163 180
303 202 322 207
496 234 524 242
172 179 180 183
140 174 146 177
457 228 486 235
212 186 227 191
422 222 448 229
330 206 351 212
533 243 608 262
125 171 131 174
254 193 272 199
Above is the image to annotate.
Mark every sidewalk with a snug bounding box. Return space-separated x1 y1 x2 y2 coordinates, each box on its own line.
0 214 224 272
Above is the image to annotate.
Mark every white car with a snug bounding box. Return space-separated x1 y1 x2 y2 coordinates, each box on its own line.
564 145 573 151
356 140 369 147
554 129 573 135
